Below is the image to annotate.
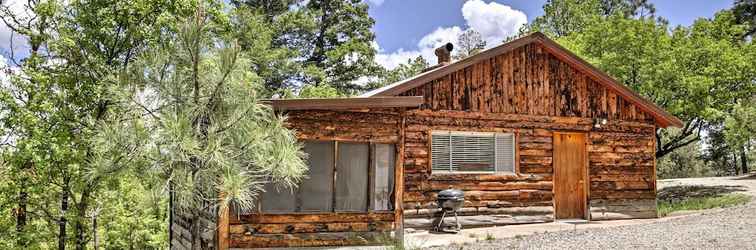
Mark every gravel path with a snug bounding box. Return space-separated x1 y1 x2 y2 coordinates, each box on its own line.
428 175 756 250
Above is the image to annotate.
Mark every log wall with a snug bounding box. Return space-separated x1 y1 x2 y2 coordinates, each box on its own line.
228 109 402 248
228 40 662 247
398 42 658 226
400 110 657 226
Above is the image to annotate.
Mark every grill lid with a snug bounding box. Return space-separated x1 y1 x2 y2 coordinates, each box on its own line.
437 188 464 199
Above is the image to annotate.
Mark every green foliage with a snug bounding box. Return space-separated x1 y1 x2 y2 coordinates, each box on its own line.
531 0 756 162
0 0 196 248
530 0 658 37
658 193 751 216
0 0 752 248
484 232 495 241
733 0 756 36
657 140 712 179
97 174 167 249
297 84 344 98
234 0 380 95
367 56 429 90
530 0 604 37
724 99 755 150
124 7 307 244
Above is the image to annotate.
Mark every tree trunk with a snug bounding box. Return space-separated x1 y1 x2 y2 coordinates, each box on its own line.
741 146 749 175
75 193 90 250
59 182 70 250
17 186 27 247
191 208 202 250
733 152 740 175
16 161 31 247
169 183 173 249
92 212 98 250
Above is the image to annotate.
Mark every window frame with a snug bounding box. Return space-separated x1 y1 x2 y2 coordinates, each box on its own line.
259 140 396 214
429 130 519 175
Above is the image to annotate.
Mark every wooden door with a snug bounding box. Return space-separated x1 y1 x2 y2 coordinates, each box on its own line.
553 132 587 219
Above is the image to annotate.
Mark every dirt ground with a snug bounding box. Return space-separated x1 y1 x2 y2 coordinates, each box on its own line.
410 174 756 250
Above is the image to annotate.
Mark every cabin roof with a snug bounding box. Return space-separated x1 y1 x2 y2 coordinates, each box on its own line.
360 32 683 128
263 96 424 110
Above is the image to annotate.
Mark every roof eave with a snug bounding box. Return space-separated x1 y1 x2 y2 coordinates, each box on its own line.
263 96 424 111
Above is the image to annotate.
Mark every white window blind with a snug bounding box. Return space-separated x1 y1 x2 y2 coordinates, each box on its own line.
431 131 516 173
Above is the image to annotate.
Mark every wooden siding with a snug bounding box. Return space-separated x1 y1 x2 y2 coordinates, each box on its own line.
399 43 655 123
227 109 402 248
229 213 394 248
400 110 657 226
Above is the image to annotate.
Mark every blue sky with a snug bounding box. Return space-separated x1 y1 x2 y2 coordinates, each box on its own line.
368 0 734 69
0 0 736 69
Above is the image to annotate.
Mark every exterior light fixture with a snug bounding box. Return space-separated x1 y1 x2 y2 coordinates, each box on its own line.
594 118 608 128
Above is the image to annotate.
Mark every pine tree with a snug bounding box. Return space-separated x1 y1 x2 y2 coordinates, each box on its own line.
234 0 380 95
123 8 308 249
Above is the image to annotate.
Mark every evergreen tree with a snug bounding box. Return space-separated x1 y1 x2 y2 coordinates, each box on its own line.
234 0 380 95
123 7 308 249
0 0 194 248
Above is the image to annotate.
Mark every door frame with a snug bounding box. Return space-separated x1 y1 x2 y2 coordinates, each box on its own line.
552 131 590 220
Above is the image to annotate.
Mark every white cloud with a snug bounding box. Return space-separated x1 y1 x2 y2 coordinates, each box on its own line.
375 26 462 70
374 0 527 70
462 0 527 47
375 48 421 70
418 26 463 50
367 0 385 6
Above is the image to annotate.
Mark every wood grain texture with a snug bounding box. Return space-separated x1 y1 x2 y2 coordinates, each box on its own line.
227 109 402 249
219 35 666 247
553 133 587 219
369 32 681 127
398 43 656 125
228 213 394 248
400 108 656 221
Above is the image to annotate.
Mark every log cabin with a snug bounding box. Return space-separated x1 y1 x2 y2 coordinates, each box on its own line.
169 32 683 249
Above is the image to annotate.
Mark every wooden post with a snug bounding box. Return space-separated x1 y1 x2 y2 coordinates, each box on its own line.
394 110 406 244
217 193 229 250
652 126 659 218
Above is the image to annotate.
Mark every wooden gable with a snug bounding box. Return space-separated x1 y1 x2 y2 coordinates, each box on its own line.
365 32 682 128
397 42 652 122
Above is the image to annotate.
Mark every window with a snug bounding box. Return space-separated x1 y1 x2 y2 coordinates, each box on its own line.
335 142 369 212
261 141 395 213
299 141 335 212
260 182 296 212
371 144 395 211
431 131 516 173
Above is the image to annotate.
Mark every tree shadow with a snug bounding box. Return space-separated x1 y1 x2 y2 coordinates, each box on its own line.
734 173 756 180
658 185 747 203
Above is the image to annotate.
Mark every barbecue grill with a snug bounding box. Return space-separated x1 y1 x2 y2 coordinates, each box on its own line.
434 188 464 232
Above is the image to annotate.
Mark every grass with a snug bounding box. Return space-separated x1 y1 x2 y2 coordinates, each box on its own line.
374 233 426 250
657 193 751 216
484 232 495 241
